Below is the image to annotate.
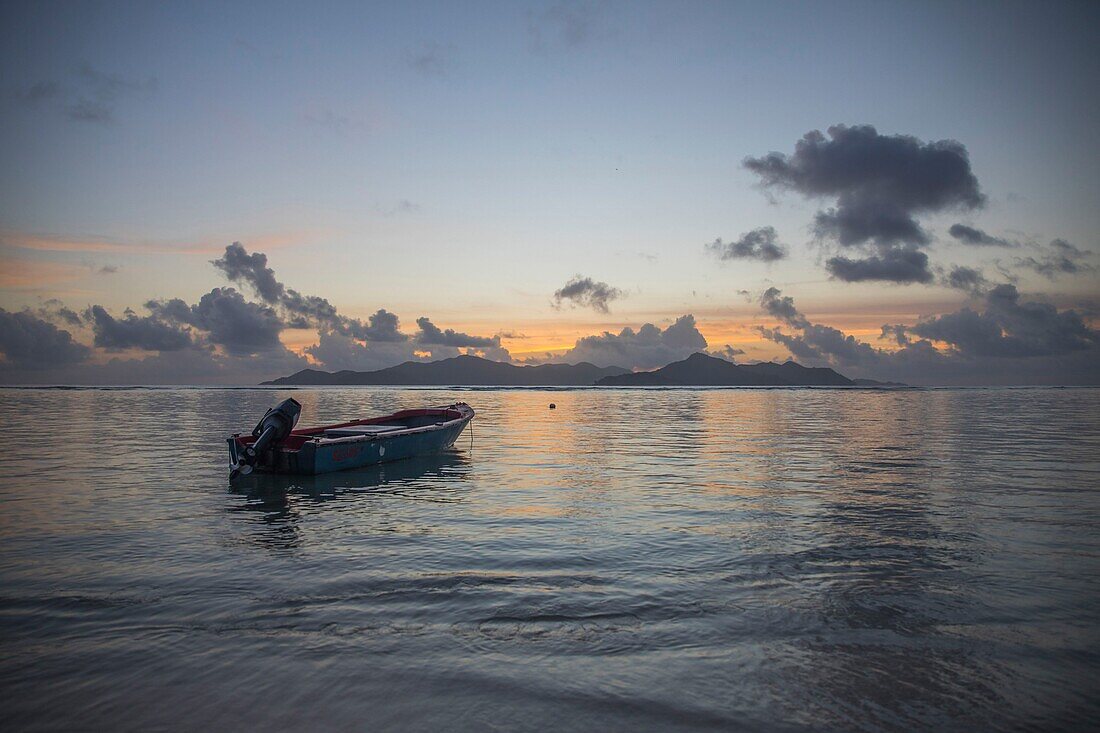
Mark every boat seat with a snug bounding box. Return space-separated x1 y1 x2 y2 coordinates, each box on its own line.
322 424 406 438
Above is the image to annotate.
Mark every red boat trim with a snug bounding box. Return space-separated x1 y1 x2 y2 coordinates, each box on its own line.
230 404 472 453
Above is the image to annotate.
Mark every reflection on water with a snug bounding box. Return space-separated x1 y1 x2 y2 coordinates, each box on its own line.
0 387 1098 731
228 452 472 551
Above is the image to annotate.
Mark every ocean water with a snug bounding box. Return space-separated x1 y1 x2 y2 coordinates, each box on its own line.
0 386 1098 732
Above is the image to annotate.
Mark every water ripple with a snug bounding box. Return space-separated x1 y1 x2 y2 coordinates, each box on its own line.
1 387 1098 731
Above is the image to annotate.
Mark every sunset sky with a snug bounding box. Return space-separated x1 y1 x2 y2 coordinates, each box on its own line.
1 0 1097 384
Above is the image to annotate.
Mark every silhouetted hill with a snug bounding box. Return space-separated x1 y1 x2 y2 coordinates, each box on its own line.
263 354 631 386
594 352 857 386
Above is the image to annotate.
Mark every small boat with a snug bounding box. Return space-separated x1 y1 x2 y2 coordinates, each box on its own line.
228 399 474 479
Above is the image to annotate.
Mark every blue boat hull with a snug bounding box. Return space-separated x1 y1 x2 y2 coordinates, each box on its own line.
305 419 469 474
228 403 473 477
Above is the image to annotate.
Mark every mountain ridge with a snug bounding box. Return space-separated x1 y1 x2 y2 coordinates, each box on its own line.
264 352 899 387
263 354 631 386
594 352 856 386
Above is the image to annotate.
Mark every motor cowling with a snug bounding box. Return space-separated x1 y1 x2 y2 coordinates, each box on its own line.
232 398 302 478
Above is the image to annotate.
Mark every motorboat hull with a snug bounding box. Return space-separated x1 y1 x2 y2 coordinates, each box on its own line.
228 403 473 476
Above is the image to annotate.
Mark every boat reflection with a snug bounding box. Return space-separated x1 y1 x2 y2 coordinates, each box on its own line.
229 449 472 501
225 451 473 551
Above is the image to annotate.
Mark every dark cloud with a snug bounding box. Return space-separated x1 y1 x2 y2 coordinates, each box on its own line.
210 242 507 367
815 205 929 248
709 345 745 362
187 288 286 356
760 287 808 328
213 243 402 340
148 288 285 356
0 309 90 368
549 314 708 369
907 284 1098 358
942 265 989 293
306 315 512 371
745 125 984 284
759 288 878 366
826 247 934 284
213 242 284 303
1 244 517 381
707 226 787 262
948 224 1015 247
37 300 83 327
1013 238 1095 279
879 323 910 347
745 125 984 249
87 305 194 352
280 290 341 329
415 317 499 348
339 309 408 343
305 331 433 373
552 275 624 313
759 288 911 367
757 287 1100 384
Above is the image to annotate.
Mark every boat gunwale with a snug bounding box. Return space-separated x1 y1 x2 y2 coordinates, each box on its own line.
307 412 472 447
230 402 473 453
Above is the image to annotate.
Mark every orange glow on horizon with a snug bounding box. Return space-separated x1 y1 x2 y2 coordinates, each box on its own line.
278 314 913 366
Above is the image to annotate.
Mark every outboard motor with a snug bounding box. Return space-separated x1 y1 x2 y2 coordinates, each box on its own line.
231 398 302 479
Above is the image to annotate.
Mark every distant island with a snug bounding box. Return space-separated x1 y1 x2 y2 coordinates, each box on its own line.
264 352 900 387
264 354 630 386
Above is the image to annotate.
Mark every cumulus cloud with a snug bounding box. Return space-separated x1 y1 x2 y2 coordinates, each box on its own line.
209 242 512 368
826 247 934 284
709 345 745 362
87 305 195 352
1013 238 1095 279
3 241 514 381
706 226 787 262
759 287 808 328
37 300 83 327
759 288 878 365
415 317 498 348
305 331 434 373
942 265 989 294
213 242 284 303
213 242 414 345
549 314 708 369
552 275 624 313
948 224 1015 247
906 284 1098 358
304 316 513 372
341 308 407 342
415 317 512 361
0 309 91 368
147 288 285 357
757 287 1100 385
745 124 984 284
